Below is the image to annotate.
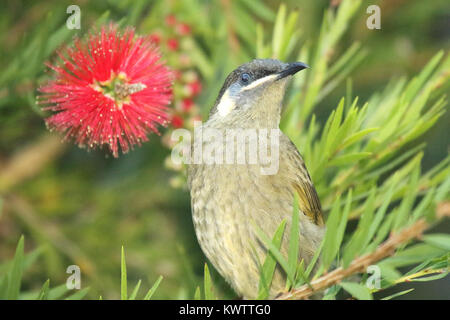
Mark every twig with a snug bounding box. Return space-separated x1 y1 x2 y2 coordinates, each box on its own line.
277 202 450 300
0 134 66 193
394 267 447 285
6 194 96 276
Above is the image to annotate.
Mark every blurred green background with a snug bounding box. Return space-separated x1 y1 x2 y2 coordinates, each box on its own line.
0 0 448 299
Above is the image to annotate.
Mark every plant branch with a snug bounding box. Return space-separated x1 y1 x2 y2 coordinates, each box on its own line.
0 134 66 193
5 194 97 277
276 202 450 300
394 268 447 285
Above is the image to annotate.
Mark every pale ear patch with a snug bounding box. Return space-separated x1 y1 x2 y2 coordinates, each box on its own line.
217 89 236 117
240 74 277 92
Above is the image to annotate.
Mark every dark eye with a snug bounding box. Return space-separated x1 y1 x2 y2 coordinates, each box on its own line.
240 73 251 84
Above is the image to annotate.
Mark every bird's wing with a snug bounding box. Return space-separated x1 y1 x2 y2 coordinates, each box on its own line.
284 137 324 227
293 179 324 226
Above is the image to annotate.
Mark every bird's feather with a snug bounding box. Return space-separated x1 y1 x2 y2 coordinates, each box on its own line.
293 181 324 226
284 136 324 227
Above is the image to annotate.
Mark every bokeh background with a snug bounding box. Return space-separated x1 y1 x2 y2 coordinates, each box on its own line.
0 0 448 299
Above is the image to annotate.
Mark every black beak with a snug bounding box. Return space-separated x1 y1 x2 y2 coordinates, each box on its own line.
276 62 309 80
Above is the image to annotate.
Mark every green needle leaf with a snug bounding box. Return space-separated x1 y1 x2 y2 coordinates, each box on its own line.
7 235 25 300
129 280 142 300
121 246 127 300
204 263 215 300
37 279 50 300
257 219 287 299
340 282 373 300
144 276 163 300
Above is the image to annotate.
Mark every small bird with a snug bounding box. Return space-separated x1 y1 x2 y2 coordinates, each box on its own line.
188 59 324 299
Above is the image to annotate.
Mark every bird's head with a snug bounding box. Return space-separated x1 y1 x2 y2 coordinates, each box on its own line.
208 59 308 128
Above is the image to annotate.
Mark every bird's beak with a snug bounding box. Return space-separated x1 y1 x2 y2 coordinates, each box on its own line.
276 62 309 80
241 62 309 93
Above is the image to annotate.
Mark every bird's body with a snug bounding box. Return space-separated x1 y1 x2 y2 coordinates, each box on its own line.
188 59 324 299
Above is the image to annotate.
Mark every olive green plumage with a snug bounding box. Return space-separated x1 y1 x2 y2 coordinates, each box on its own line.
188 59 324 299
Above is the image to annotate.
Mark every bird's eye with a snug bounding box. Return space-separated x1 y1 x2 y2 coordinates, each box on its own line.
240 73 251 84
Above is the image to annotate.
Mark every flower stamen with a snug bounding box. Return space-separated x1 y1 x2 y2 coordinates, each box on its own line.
92 73 147 109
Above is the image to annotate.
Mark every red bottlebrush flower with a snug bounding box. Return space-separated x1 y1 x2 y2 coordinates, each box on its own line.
181 98 194 111
173 70 182 80
187 80 202 96
171 115 184 128
165 15 177 26
149 33 161 44
37 25 174 157
167 38 179 51
186 115 203 129
176 23 191 35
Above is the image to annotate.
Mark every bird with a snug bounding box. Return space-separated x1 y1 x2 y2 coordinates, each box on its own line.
187 59 325 299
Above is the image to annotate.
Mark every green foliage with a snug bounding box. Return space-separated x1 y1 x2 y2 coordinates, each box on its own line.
254 155 448 300
120 247 163 300
203 264 215 300
5 236 24 299
286 194 301 289
189 263 216 300
340 282 373 300
0 236 74 300
0 238 163 300
121 246 127 300
256 218 287 299
246 3 449 299
321 189 352 271
254 170 448 299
